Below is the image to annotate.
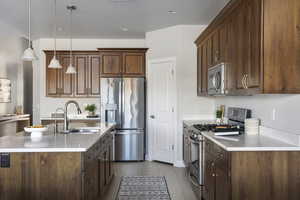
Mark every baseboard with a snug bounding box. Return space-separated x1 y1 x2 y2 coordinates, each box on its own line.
173 160 185 168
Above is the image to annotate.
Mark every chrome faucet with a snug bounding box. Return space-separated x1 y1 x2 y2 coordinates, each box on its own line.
64 100 82 132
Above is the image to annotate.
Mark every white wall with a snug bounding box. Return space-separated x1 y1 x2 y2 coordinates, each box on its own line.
215 95 300 135
0 20 27 114
146 25 215 165
33 38 146 123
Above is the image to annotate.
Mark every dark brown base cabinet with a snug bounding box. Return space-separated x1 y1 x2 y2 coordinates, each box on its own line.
204 139 300 200
0 133 114 200
196 0 300 96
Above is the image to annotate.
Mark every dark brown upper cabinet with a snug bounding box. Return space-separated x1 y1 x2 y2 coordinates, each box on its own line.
195 0 300 95
197 41 209 96
44 51 101 98
123 52 145 77
99 52 123 77
98 48 148 78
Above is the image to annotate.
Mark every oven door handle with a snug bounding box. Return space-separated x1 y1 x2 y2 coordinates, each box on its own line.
188 137 203 144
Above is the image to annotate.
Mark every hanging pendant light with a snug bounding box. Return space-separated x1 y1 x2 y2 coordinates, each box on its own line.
66 5 76 74
48 0 62 69
22 0 36 61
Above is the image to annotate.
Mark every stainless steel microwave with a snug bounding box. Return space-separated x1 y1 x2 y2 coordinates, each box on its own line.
208 63 226 95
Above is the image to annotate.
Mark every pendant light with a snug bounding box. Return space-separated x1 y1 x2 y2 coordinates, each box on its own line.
22 0 36 61
66 5 76 74
48 0 62 69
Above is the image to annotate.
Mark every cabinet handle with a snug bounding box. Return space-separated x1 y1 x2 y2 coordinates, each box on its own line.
245 74 249 89
242 75 246 89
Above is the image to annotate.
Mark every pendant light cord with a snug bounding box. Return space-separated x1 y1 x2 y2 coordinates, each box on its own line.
69 7 73 65
54 0 57 57
28 0 31 48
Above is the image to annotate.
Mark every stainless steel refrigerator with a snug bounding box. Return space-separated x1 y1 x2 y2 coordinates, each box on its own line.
100 78 145 161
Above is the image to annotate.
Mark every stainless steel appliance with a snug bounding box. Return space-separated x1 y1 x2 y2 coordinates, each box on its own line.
100 78 145 161
208 63 226 96
184 107 251 198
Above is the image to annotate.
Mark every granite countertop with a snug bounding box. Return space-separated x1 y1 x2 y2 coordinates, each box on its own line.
0 123 115 153
202 131 300 152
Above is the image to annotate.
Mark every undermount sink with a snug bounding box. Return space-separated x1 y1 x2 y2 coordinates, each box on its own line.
60 127 101 134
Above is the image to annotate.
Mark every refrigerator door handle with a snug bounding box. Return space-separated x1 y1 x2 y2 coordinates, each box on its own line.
122 79 125 127
119 79 123 127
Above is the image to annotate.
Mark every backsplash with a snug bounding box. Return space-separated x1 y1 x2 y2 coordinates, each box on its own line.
215 95 300 135
39 98 100 117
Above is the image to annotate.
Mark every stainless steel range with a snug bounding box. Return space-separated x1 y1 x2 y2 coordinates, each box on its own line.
183 107 251 198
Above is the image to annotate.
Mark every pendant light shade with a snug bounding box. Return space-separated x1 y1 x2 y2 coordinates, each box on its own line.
48 56 62 69
48 0 62 69
22 0 36 61
65 5 76 74
22 47 36 61
66 64 76 74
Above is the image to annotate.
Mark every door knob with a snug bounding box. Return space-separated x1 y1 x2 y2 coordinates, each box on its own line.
150 115 155 119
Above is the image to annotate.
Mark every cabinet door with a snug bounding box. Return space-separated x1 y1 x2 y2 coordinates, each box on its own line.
74 55 89 97
263 0 300 93
89 55 101 97
59 54 73 96
245 0 261 89
226 17 238 94
100 52 122 77
215 168 230 200
207 37 213 68
201 42 208 95
234 4 248 90
204 152 215 200
196 42 208 96
99 150 106 196
123 53 145 77
219 24 227 63
46 53 59 96
108 140 114 181
212 30 220 65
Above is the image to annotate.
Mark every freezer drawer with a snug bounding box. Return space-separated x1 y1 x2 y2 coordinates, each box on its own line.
114 130 144 161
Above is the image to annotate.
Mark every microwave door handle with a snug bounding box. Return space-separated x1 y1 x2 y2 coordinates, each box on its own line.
212 74 217 90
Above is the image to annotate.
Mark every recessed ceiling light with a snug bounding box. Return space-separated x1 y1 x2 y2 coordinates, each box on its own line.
121 27 129 32
168 10 177 14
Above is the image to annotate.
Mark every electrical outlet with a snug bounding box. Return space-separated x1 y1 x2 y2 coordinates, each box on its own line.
272 109 276 121
0 153 10 168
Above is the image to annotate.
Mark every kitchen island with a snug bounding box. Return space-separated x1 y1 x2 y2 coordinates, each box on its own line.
0 123 115 200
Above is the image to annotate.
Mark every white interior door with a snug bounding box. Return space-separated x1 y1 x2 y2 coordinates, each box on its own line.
148 58 176 164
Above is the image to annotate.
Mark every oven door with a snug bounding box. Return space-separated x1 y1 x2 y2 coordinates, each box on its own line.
208 63 225 95
188 137 204 186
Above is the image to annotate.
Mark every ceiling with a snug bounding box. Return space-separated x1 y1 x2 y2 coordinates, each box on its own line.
0 0 229 39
